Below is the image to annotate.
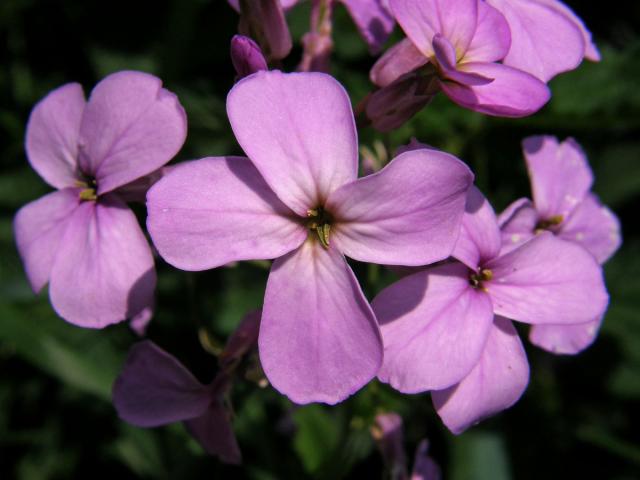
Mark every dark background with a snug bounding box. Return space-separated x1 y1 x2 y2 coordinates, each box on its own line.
1 1 639 478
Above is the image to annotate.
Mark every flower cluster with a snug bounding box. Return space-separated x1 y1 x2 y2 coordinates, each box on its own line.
14 0 618 467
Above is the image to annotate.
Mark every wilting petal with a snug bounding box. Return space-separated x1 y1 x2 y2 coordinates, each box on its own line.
453 186 502 269
411 440 442 480
113 341 212 427
227 71 358 215
464 1 511 63
432 317 529 434
375 263 494 392
328 149 473 266
231 35 268 79
390 0 478 58
13 189 80 292
523 136 593 220
497 198 537 252
25 83 85 188
340 0 394 54
441 61 550 117
79 71 187 195
49 195 155 328
486 233 608 325
370 38 428 88
486 0 584 81
259 240 382 404
559 193 621 264
529 315 602 355
147 156 305 270
185 401 242 464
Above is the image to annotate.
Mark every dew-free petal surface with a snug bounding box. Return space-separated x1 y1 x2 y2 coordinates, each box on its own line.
529 315 602 355
341 0 395 53
370 38 428 88
464 1 511 63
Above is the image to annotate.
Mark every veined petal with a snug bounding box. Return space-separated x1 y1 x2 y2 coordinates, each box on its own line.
25 83 85 188
453 186 502 270
327 149 473 266
485 233 608 325
464 1 511 63
259 240 382 404
340 0 395 54
227 71 358 215
390 0 478 58
558 193 621 264
112 341 212 427
529 315 602 355
486 0 584 81
375 263 494 392
441 62 550 117
13 189 80 292
49 194 155 328
79 71 187 195
147 156 306 271
432 316 529 435
185 402 242 464
497 198 537 253
370 38 428 88
523 136 593 221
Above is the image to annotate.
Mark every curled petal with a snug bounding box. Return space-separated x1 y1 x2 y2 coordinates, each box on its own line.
370 38 428 88
259 240 382 404
433 35 493 86
185 402 242 464
529 315 602 355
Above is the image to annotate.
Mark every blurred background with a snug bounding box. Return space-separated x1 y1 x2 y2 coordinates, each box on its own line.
1 0 639 478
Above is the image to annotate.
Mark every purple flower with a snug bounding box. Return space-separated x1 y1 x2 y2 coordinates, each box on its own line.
499 136 621 353
370 0 550 119
486 0 599 81
230 35 268 80
13 71 187 328
147 70 473 404
373 186 608 433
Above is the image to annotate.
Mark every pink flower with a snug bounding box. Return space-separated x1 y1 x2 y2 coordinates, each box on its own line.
373 186 609 433
13 71 187 328
147 70 473 404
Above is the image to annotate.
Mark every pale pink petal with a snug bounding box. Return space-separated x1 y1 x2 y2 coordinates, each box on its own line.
529 315 602 355
486 233 608 325
441 61 550 117
523 136 593 220
486 0 584 81
464 1 511 63
370 38 428 88
453 186 502 270
328 149 473 266
25 83 85 188
227 71 358 215
49 195 155 328
559 193 621 264
375 263 494 392
112 341 212 427
147 156 306 271
340 0 395 54
13 189 80 292
185 402 242 464
259 240 382 404
390 0 478 58
79 71 187 194
432 316 529 434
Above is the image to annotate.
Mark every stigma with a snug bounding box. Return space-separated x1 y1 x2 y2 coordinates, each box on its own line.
307 207 332 249
469 268 493 291
75 179 97 202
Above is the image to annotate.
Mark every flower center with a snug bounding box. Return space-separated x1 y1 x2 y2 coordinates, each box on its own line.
535 214 563 233
75 178 98 202
469 268 493 291
307 207 333 249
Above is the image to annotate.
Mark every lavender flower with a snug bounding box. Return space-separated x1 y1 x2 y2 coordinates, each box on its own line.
147 70 473 404
13 71 187 328
230 35 268 80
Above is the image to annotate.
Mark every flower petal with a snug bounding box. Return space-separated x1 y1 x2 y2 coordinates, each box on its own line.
147 156 306 271
485 233 608 325
375 263 494 392
25 83 85 188
529 315 602 355
523 136 593 220
184 402 242 464
434 35 494 86
432 316 529 434
79 71 187 195
441 61 550 117
340 0 395 54
558 193 621 264
464 0 511 63
370 38 428 88
13 189 80 292
486 0 584 81
49 195 155 328
259 240 382 404
453 186 502 270
497 198 537 253
230 34 268 79
112 341 212 427
389 0 478 58
227 71 358 215
327 149 473 266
